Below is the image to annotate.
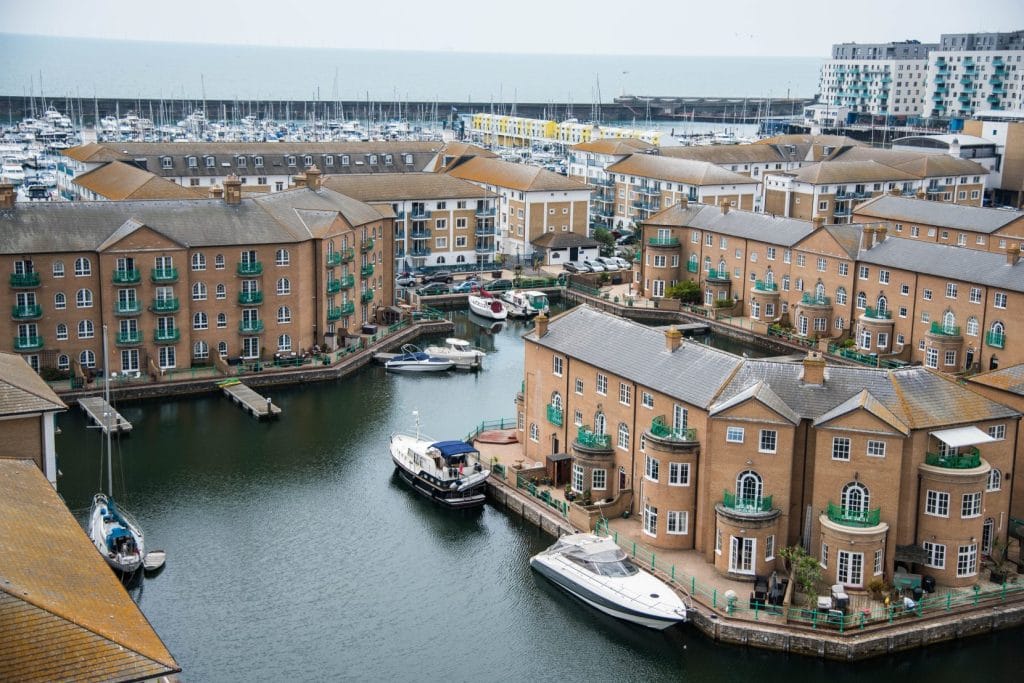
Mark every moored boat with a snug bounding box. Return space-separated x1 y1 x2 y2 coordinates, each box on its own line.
422 337 485 370
384 344 455 373
500 290 538 318
468 289 508 320
530 533 687 630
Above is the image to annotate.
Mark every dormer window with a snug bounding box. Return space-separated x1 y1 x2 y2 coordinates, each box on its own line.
303 155 313 167
368 154 378 165
384 154 393 165
287 155 297 167
160 156 172 169
253 156 263 168
187 156 198 168
237 156 247 168
205 156 216 168
404 154 413 165
341 155 350 166
324 155 334 166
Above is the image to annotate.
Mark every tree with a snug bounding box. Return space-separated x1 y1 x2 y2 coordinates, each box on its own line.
779 545 822 604
666 280 702 304
593 228 615 257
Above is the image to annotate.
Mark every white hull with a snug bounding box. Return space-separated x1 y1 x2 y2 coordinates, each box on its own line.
88 493 145 574
385 359 454 372
468 295 508 320
389 432 490 509
423 338 485 370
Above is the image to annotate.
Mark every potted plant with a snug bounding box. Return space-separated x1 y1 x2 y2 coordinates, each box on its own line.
988 538 1014 584
564 484 576 502
492 254 505 278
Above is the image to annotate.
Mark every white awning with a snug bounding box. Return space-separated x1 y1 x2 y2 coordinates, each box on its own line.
930 426 996 449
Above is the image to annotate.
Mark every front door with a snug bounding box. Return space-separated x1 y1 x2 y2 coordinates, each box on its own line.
729 537 755 575
569 246 579 262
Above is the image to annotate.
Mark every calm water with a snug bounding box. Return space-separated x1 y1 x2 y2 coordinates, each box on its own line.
1 34 821 103
56 312 1018 681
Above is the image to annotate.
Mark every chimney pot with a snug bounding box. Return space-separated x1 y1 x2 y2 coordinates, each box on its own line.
293 174 307 189
1007 244 1021 266
665 325 683 352
223 175 242 205
0 182 15 209
801 350 826 385
812 215 825 229
209 185 224 199
305 164 322 191
679 196 688 209
535 312 549 337
876 224 887 242
719 198 730 215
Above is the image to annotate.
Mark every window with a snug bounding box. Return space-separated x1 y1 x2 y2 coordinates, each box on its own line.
874 547 884 575
866 440 886 457
900 283 910 296
957 544 978 578
74 257 91 276
716 528 723 554
821 542 829 568
596 373 607 395
817 256 827 272
668 462 689 486
277 334 292 352
925 490 949 517
994 292 1007 309
592 469 606 491
56 323 68 341
79 350 96 368
158 346 176 370
641 391 654 409
944 349 957 366
988 468 1002 492
54 292 66 309
215 254 225 270
76 288 93 308
573 409 583 427
193 312 208 330
57 354 69 370
838 262 848 276
832 437 851 461
552 356 563 376
529 423 538 442
644 454 659 481
216 284 226 300
277 278 291 295
837 550 864 587
193 341 210 360
726 426 744 443
961 492 981 518
858 265 869 280
275 249 289 266
759 429 777 453
970 287 982 304
643 503 658 537
617 423 629 450
922 289 932 301
52 261 64 278
923 541 945 569
946 283 958 299
218 341 228 358
192 282 207 301
618 382 631 406
667 511 688 535
277 306 291 323
574 377 583 395
967 317 979 336
988 424 1006 440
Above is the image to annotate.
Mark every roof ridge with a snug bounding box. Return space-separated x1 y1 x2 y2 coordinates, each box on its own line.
0 376 64 411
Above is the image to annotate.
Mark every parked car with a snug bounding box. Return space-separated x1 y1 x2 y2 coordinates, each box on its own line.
396 272 417 287
583 259 606 273
482 278 514 292
416 282 450 296
451 280 478 293
562 262 583 273
616 233 637 246
611 256 632 270
421 270 453 284
597 257 620 271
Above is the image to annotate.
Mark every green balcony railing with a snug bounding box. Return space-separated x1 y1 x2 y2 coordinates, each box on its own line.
575 426 612 450
361 290 375 303
925 448 981 469
863 307 891 320
649 416 697 442
341 248 355 263
326 251 343 267
239 320 264 333
339 274 355 289
150 297 179 312
705 268 730 280
826 502 881 527
237 261 263 276
238 291 264 305
112 269 141 284
339 301 355 316
722 490 773 513
11 304 42 319
150 267 178 283
929 321 961 337
546 404 563 426
115 331 142 345
647 236 679 247
986 330 1005 349
326 278 342 294
9 272 41 288
13 335 43 351
361 238 375 253
327 306 343 321
800 292 831 306
686 261 699 273
361 264 374 278
153 328 180 343
115 300 142 315
753 280 778 292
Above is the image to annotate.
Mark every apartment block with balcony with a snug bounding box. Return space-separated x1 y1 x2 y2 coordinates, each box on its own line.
819 40 937 119
567 138 657 231
523 305 1021 588
926 39 1024 120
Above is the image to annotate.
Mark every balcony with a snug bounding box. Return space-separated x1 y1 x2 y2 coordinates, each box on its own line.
153 328 180 343
800 293 831 306
637 185 660 197
11 304 42 320
13 335 43 351
647 236 680 248
361 238 375 253
340 248 355 263
360 290 375 303
326 251 343 267
410 247 432 257
339 274 355 289
753 280 778 292
929 321 961 337
150 297 179 313
926 186 943 195
546 404 564 426
393 229 406 240
705 268 731 281
238 320 264 334
632 200 659 212
986 330 1005 349
475 225 496 236
328 302 355 320
360 264 374 278
237 261 263 276
863 307 891 320
327 278 342 294
475 243 493 254
686 261 698 273
9 272 41 288
926 448 981 469
826 502 881 527
722 490 774 513
410 209 432 220
410 228 432 239
115 331 142 346
115 300 142 316
112 269 141 284
649 416 697 442
238 291 264 305
150 267 178 283
475 207 496 218
575 426 611 450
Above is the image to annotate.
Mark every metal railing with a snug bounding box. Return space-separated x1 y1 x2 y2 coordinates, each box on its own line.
925 448 981 469
800 292 831 306
11 304 42 319
238 320 264 333
237 261 263 276
115 301 142 315
13 335 43 350
929 321 961 337
116 331 142 345
863 307 891 320
153 328 180 343
9 272 41 288
722 490 773 513
150 297 179 312
361 238 375 253
826 502 881 527
649 416 697 442
150 267 178 282
753 280 778 292
326 251 343 267
361 290 375 303
546 404 563 426
238 291 264 305
705 268 730 280
516 472 570 519
112 269 141 284
647 236 679 247
361 264 375 278
986 331 1005 349
575 425 612 449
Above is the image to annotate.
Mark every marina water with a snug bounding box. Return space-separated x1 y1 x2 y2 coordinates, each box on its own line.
56 313 1018 680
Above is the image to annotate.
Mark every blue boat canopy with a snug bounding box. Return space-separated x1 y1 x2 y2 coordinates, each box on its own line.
431 440 478 461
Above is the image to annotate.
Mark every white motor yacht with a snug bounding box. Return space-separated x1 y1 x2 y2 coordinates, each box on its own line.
530 533 687 630
422 337 485 370
500 290 539 318
384 345 454 373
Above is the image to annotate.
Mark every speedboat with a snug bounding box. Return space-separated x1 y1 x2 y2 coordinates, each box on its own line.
389 412 490 509
468 289 508 320
385 344 454 373
423 337 485 370
530 533 687 630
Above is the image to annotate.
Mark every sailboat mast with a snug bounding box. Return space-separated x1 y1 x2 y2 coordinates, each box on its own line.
102 324 113 496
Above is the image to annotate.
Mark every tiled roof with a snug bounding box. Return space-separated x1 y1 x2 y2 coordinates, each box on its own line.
74 161 207 200
571 138 656 155
660 145 784 164
709 380 800 424
606 154 756 187
644 203 815 246
531 232 599 248
321 172 490 201
0 460 179 682
789 160 919 184
968 364 1024 397
832 147 989 178
814 223 864 259
813 389 910 434
852 195 1022 233
62 143 132 163
857 236 1024 293
445 157 590 192
0 353 66 416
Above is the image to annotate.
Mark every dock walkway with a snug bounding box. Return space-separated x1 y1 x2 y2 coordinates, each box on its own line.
219 380 282 419
78 397 132 434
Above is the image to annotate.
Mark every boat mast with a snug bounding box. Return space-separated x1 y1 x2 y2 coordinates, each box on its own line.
102 324 113 497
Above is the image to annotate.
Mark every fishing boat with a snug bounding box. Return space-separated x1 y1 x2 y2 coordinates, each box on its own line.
501 290 549 318
530 533 687 630
389 412 490 509
384 344 455 373
467 288 508 320
422 338 485 371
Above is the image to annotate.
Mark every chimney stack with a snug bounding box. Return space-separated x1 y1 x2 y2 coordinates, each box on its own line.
916 188 926 200
812 215 825 229
1007 244 1021 266
209 185 224 200
678 196 688 209
665 325 683 352
224 175 242 205
0 182 14 209
292 173 307 189
888 186 900 196
801 350 826 386
534 312 549 337
719 198 731 215
876 224 887 243
305 164 322 192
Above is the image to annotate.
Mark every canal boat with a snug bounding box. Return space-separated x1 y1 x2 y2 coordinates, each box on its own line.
384 344 455 373
467 289 508 320
389 413 490 509
422 337 485 370
530 533 687 630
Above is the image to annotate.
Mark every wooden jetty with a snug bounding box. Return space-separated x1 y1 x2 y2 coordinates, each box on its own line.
79 397 133 434
218 380 282 419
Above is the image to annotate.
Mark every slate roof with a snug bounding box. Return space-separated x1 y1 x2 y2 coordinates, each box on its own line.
0 460 180 682
607 155 757 187
813 389 910 434
709 380 800 424
0 353 66 416
321 172 490 201
660 145 785 164
789 160 920 184
852 195 1023 233
531 232 599 248
61 143 131 163
816 224 864 259
644 203 815 246
445 157 590 193
968 364 1024 397
73 161 207 200
857 237 1024 293
571 138 656 155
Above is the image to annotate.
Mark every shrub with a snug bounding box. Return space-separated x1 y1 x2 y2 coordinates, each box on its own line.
714 298 733 308
666 280 702 304
779 545 822 604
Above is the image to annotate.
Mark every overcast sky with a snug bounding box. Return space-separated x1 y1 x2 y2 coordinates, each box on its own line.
3 0 1022 56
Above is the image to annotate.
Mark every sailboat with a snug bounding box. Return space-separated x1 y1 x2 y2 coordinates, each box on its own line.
87 325 159 574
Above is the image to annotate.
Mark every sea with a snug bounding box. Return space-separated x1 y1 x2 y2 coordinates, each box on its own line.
0 33 822 104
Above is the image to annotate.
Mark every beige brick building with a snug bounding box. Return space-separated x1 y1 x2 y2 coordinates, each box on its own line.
0 352 66 485
522 306 1021 588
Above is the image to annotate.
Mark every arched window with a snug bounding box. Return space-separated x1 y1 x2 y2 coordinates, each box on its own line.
594 412 607 435
815 281 825 298
718 258 727 273
74 257 91 276
834 316 845 330
214 254 225 270
836 286 847 305
76 288 93 308
736 470 763 505
192 282 207 300
54 292 66 309
77 320 94 339
275 249 290 266
192 253 206 271
703 256 712 271
193 341 209 359
876 295 887 314
688 254 698 270
982 517 995 555
52 261 64 278
765 269 775 286
437 256 446 264
216 283 226 299
193 312 208 330
988 468 1002 492
277 334 292 352
856 291 866 309
550 391 562 410
841 482 870 514
456 255 466 263
217 341 228 358
617 423 630 450
57 354 69 371
217 313 227 328
277 277 291 295
277 306 291 323
942 311 957 333
56 323 68 341
79 350 96 368
989 321 1005 346
967 316 979 336
529 423 539 442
